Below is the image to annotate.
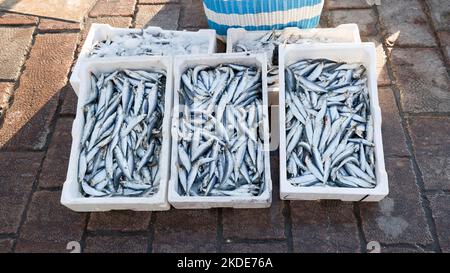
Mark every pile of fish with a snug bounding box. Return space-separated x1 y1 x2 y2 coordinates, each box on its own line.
233 29 331 88
88 28 210 58
285 58 376 188
176 64 266 197
78 69 166 197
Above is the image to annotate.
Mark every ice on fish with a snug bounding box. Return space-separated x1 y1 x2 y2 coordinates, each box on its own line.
88 28 211 58
232 29 333 88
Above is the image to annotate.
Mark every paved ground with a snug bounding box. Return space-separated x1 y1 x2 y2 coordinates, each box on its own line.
0 0 96 21
0 0 449 253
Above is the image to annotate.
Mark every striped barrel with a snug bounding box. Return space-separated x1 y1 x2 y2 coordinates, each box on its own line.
203 0 325 37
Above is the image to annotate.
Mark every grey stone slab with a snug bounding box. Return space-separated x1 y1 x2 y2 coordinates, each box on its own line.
0 27 34 80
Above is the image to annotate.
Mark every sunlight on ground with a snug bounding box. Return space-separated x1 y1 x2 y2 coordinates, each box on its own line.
0 0 95 21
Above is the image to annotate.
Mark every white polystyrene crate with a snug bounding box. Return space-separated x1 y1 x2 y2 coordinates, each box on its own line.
61 56 173 212
226 24 362 98
278 43 389 202
168 53 272 209
70 24 217 95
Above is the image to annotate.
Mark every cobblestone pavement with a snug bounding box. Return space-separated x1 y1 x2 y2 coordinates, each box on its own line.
0 0 449 253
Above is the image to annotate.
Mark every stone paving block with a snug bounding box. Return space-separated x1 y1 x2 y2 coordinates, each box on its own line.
428 194 450 252
390 48 450 113
135 4 180 29
0 152 43 234
38 19 81 32
0 12 37 25
378 0 437 47
329 9 378 36
152 209 217 252
0 33 78 150
438 31 450 66
427 0 450 31
60 84 78 115
89 0 137 17
325 0 372 9
222 203 285 240
15 191 87 253
0 82 14 119
0 0 96 22
0 27 34 80
222 156 284 240
0 97 59 151
179 0 208 29
88 211 151 232
222 242 287 253
0 239 14 253
360 158 433 245
361 36 391 86
290 201 360 253
414 157 450 190
84 236 148 253
38 117 74 189
318 10 329 28
378 87 409 157
84 16 132 30
408 117 450 190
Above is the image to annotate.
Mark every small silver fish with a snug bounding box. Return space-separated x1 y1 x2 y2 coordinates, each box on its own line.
176 64 267 197
78 69 166 197
285 58 376 188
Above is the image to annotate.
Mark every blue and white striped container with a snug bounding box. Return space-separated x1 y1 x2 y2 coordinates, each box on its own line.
203 0 325 38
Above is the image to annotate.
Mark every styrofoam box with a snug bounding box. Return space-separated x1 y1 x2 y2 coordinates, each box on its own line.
278 43 389 202
226 24 361 53
168 53 272 209
61 56 173 212
70 24 217 95
226 24 362 103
